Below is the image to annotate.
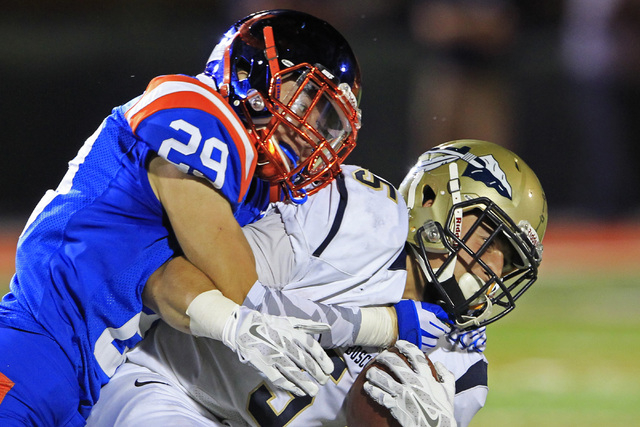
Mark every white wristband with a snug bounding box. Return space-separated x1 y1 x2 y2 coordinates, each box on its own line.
186 289 238 340
355 306 397 347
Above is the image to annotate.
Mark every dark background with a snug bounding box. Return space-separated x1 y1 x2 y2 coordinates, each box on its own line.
3 0 640 222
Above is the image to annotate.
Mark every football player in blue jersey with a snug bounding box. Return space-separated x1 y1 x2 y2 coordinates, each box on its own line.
0 10 365 426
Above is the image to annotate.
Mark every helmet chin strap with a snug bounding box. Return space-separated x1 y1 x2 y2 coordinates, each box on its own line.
286 186 308 204
407 242 458 305
456 299 493 329
278 141 300 170
456 273 494 328
410 243 494 329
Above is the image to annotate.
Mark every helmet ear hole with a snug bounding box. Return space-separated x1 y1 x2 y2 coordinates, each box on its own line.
422 185 436 208
236 59 251 79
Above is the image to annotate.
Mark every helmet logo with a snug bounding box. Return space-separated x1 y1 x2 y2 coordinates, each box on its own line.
419 146 513 199
518 220 543 261
453 215 463 238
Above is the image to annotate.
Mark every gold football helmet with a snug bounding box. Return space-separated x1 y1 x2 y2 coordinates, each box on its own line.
399 140 548 330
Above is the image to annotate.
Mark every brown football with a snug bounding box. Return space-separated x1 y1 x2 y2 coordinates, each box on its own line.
345 346 440 427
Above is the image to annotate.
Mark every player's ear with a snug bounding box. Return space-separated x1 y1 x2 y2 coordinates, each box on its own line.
422 185 435 207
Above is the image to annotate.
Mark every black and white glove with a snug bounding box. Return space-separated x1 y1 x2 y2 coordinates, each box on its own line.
186 290 333 397
364 340 457 427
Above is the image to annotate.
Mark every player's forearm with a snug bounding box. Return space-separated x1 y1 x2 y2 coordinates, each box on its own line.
247 285 398 348
143 256 226 334
169 196 258 304
146 260 399 348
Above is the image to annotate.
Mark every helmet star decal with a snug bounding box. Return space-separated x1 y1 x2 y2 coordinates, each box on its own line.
418 145 513 200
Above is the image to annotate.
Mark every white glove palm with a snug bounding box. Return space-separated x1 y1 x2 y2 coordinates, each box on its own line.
364 340 457 427
222 305 334 397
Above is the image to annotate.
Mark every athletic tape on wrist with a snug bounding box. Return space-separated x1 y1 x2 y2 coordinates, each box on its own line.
186 289 238 340
355 306 397 347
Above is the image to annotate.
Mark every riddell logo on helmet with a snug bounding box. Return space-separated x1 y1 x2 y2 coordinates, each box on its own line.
519 220 539 247
454 216 463 237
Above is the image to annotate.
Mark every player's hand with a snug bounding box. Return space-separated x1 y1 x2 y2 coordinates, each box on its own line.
363 340 457 427
221 306 334 397
447 326 487 352
394 300 451 352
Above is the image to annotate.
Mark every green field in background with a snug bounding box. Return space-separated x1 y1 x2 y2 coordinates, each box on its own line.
1 275 10 295
473 270 640 426
1 269 639 426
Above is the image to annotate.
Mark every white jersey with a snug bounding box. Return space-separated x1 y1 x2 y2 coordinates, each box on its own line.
87 165 487 426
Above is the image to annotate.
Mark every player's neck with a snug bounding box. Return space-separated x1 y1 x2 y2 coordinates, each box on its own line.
402 252 427 300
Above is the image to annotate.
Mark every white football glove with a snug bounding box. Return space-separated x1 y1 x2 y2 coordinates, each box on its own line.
363 340 457 427
222 305 334 397
447 326 487 353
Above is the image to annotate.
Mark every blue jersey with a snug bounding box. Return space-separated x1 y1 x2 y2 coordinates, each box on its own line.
0 74 271 420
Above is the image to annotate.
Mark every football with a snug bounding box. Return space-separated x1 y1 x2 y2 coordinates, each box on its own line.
345 346 440 427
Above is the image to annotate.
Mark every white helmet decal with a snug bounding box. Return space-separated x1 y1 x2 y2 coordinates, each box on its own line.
416 146 513 199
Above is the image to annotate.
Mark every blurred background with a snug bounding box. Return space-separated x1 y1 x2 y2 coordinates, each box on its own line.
1 0 639 425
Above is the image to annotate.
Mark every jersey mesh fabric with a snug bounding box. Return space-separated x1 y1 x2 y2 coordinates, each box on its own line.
0 111 173 409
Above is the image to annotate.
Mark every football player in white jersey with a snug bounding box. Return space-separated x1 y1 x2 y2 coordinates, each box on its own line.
87 140 547 426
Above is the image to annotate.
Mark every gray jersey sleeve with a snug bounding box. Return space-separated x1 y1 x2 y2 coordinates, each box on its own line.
243 281 362 348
